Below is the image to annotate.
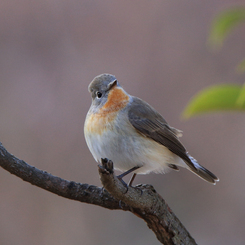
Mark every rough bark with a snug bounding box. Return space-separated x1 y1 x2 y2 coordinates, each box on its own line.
0 142 197 245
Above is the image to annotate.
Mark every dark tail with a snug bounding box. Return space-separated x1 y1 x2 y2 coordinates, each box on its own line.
187 154 219 185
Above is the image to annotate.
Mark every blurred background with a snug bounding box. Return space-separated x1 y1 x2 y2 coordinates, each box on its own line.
0 1 245 244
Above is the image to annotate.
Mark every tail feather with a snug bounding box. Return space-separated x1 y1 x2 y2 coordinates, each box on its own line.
190 165 219 184
187 154 219 185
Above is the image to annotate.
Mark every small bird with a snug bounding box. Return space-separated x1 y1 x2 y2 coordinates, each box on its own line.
84 74 219 186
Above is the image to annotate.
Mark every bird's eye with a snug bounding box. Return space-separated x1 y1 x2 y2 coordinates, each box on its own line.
96 91 102 98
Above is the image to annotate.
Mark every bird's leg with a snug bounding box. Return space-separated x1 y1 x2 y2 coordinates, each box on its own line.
117 166 139 179
128 173 137 187
117 166 140 188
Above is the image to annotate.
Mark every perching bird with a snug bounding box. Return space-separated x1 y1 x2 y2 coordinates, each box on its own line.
84 74 219 186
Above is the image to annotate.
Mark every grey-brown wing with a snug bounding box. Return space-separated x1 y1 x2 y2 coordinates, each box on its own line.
128 97 196 171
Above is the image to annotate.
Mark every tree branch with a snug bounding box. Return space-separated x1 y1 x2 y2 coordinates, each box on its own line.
0 142 197 245
0 142 120 210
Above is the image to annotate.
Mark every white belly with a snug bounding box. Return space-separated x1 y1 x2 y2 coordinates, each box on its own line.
84 115 183 174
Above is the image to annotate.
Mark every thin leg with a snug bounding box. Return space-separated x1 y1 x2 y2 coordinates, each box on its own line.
117 166 140 188
128 173 143 195
117 166 140 180
128 173 137 187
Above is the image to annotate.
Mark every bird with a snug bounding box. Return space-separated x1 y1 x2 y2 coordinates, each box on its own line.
84 73 219 186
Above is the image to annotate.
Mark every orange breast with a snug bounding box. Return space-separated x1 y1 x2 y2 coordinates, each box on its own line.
85 87 129 135
103 86 129 111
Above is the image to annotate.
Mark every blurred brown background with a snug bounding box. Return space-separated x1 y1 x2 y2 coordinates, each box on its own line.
0 1 245 244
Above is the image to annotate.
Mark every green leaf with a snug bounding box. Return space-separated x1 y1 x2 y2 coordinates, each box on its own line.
182 84 245 119
236 83 245 106
208 7 245 49
236 58 245 73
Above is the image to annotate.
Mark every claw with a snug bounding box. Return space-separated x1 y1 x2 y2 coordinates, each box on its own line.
101 160 142 193
134 185 143 196
116 175 129 193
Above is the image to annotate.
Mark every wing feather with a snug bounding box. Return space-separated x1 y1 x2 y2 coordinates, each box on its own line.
128 97 197 171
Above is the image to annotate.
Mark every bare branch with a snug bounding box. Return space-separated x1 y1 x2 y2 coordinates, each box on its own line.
0 142 121 210
0 142 197 245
